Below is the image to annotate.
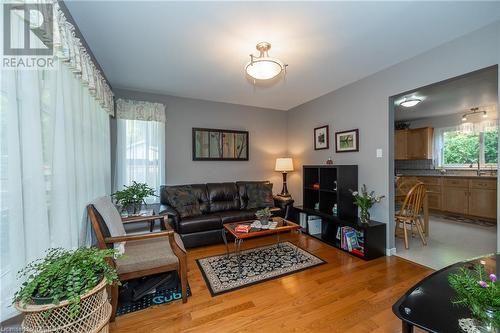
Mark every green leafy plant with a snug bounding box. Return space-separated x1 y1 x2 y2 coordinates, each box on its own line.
14 247 119 318
255 207 272 220
448 264 500 327
349 184 385 210
112 181 156 213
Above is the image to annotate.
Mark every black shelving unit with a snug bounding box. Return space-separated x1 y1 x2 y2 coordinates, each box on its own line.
293 165 386 260
303 165 357 219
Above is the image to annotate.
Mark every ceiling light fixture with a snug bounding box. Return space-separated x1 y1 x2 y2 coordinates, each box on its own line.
461 107 487 122
245 42 287 81
400 97 422 108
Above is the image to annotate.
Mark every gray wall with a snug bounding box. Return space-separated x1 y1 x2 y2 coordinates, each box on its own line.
286 22 500 251
112 89 288 192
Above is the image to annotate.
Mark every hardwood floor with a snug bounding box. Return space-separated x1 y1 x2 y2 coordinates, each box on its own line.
110 232 432 333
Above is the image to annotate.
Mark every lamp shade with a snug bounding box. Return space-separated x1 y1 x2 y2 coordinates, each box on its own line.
275 158 294 172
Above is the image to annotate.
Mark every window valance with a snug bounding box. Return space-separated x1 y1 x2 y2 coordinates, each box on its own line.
52 1 114 114
116 98 166 123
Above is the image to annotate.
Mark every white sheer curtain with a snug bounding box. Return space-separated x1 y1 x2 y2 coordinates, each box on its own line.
114 99 166 198
0 59 111 323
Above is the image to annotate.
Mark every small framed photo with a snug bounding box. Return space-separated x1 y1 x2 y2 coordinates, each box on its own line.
335 129 359 153
314 125 329 150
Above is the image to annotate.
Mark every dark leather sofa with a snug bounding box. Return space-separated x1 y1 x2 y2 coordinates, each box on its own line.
160 181 293 248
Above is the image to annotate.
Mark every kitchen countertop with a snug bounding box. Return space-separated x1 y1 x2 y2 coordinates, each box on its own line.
396 174 497 179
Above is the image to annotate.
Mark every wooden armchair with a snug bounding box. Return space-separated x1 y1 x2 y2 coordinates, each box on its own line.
87 197 187 322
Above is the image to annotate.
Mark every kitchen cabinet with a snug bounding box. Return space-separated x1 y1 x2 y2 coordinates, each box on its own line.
395 130 407 160
395 127 433 160
442 187 469 215
469 178 497 219
416 177 442 210
469 189 497 219
398 176 497 220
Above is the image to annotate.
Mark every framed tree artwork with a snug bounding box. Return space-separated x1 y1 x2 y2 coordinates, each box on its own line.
314 125 329 150
335 129 359 152
192 128 249 161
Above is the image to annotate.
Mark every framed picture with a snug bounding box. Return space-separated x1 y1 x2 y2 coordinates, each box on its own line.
335 129 359 153
314 125 329 150
192 128 249 161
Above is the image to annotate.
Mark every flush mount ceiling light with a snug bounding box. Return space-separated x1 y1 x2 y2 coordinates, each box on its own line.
400 97 422 108
461 107 487 122
245 42 287 81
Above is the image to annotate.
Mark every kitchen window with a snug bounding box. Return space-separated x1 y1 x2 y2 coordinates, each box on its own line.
434 122 498 168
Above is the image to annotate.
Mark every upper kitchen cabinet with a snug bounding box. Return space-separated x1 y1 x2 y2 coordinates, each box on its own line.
395 127 433 160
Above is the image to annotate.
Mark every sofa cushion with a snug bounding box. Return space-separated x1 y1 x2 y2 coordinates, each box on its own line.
164 185 202 218
207 183 240 212
236 181 270 209
246 183 274 209
178 214 222 234
218 210 258 224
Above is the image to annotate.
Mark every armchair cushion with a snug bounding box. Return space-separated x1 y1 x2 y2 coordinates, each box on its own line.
165 185 202 218
116 234 185 275
90 197 126 253
246 183 274 209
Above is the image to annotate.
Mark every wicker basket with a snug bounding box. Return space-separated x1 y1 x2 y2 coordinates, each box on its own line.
15 279 112 333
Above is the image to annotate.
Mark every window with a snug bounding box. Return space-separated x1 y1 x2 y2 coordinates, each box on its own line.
436 122 498 168
114 118 165 198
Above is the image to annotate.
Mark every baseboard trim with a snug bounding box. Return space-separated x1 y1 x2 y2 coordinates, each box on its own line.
386 247 396 256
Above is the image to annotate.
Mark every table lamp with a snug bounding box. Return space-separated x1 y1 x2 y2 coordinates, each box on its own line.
275 158 294 197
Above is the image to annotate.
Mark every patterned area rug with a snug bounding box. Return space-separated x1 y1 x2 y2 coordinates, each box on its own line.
197 242 325 296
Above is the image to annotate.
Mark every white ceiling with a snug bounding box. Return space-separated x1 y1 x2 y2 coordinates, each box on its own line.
394 66 499 121
65 1 500 110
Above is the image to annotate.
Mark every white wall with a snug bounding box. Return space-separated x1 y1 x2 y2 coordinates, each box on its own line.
286 22 500 250
113 89 288 192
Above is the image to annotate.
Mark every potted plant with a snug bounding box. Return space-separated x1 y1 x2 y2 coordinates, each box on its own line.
14 247 119 333
350 184 385 223
448 264 499 332
112 181 156 215
255 207 272 225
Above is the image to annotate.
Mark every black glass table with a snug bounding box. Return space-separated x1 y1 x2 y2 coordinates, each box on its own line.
392 254 498 333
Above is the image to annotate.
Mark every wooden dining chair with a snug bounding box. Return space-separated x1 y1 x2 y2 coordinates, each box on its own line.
87 197 188 322
395 183 427 249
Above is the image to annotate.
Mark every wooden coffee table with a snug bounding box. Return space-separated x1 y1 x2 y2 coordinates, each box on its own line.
221 217 301 276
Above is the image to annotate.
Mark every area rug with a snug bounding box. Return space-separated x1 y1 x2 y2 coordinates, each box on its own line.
196 241 325 296
116 273 191 316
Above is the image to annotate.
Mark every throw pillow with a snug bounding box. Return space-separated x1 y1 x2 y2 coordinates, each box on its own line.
165 186 202 218
246 183 273 209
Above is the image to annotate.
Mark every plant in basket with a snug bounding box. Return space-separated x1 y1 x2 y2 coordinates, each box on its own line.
14 247 120 332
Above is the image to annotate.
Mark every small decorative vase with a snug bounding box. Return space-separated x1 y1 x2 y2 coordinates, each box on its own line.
476 307 498 333
360 208 370 224
126 203 142 216
260 217 269 226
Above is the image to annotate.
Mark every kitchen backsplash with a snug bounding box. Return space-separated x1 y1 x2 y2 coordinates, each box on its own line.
395 159 497 176
396 159 434 170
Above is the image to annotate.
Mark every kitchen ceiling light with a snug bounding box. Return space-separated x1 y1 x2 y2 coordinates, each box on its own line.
245 42 287 81
400 97 422 108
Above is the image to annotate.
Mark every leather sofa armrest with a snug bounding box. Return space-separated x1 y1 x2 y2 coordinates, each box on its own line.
159 204 181 232
273 196 294 219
